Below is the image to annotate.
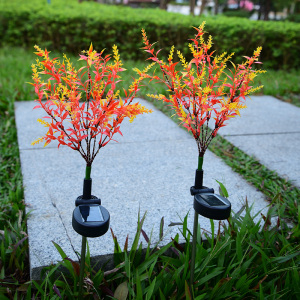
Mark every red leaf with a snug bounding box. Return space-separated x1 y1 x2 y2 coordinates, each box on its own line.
124 234 129 252
115 127 123 136
141 229 149 243
64 258 80 277
53 284 62 299
170 247 180 257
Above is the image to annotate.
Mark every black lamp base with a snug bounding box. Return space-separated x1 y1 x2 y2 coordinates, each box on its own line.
72 177 110 238
191 169 231 220
72 204 110 238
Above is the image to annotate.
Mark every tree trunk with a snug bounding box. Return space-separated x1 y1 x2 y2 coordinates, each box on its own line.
258 0 263 20
264 0 271 20
190 0 195 15
214 0 219 15
200 0 206 15
160 0 168 10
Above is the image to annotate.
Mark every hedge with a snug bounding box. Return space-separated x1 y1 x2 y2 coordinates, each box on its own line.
1 0 299 69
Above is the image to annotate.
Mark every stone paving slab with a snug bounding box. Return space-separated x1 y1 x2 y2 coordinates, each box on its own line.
15 99 268 280
210 96 300 187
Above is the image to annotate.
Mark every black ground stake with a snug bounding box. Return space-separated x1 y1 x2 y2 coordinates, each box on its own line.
72 172 110 298
190 169 231 295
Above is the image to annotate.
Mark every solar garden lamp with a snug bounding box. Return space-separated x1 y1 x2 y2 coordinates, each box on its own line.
72 166 110 298
189 157 231 290
30 44 152 299
140 24 264 297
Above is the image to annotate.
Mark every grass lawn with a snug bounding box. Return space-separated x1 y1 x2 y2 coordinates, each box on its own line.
0 47 299 298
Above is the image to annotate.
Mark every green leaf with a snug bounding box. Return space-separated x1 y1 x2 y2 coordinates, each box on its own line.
159 288 166 300
249 242 271 263
136 271 143 300
52 241 74 276
32 280 46 297
259 283 264 299
26 283 32 300
197 268 223 286
236 233 243 262
129 211 147 262
185 280 192 300
52 241 68 260
271 251 300 264
146 277 156 300
216 180 229 198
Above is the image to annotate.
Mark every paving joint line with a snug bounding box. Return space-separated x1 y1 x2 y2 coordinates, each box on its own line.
223 131 300 137
49 196 80 261
19 137 194 151
42 176 80 261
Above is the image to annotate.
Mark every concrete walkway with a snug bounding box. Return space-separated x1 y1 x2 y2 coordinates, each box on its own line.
210 96 300 188
15 95 298 279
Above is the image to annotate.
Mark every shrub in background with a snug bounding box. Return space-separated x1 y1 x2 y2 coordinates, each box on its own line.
0 0 300 69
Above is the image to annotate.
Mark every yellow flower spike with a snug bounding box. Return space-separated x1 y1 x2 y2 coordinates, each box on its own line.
179 105 187 118
203 86 212 95
189 43 197 57
31 137 44 146
189 69 195 76
245 85 264 95
247 72 256 81
37 118 50 127
147 93 165 100
168 45 175 62
225 53 235 64
193 78 200 85
256 69 267 74
177 50 188 69
254 46 262 57
114 90 120 100
207 35 213 49
228 102 238 110
133 67 142 76
112 45 121 63
141 62 155 74
198 21 206 31
34 45 42 52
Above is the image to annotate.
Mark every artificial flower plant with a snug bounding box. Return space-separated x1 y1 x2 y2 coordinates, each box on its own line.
31 44 152 173
142 22 266 170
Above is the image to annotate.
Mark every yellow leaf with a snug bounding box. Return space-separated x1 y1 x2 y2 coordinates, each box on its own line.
114 281 128 300
89 43 93 53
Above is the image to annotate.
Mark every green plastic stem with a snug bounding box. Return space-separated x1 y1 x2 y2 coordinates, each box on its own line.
198 156 203 171
85 165 91 180
79 236 87 298
190 210 199 292
79 164 91 297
